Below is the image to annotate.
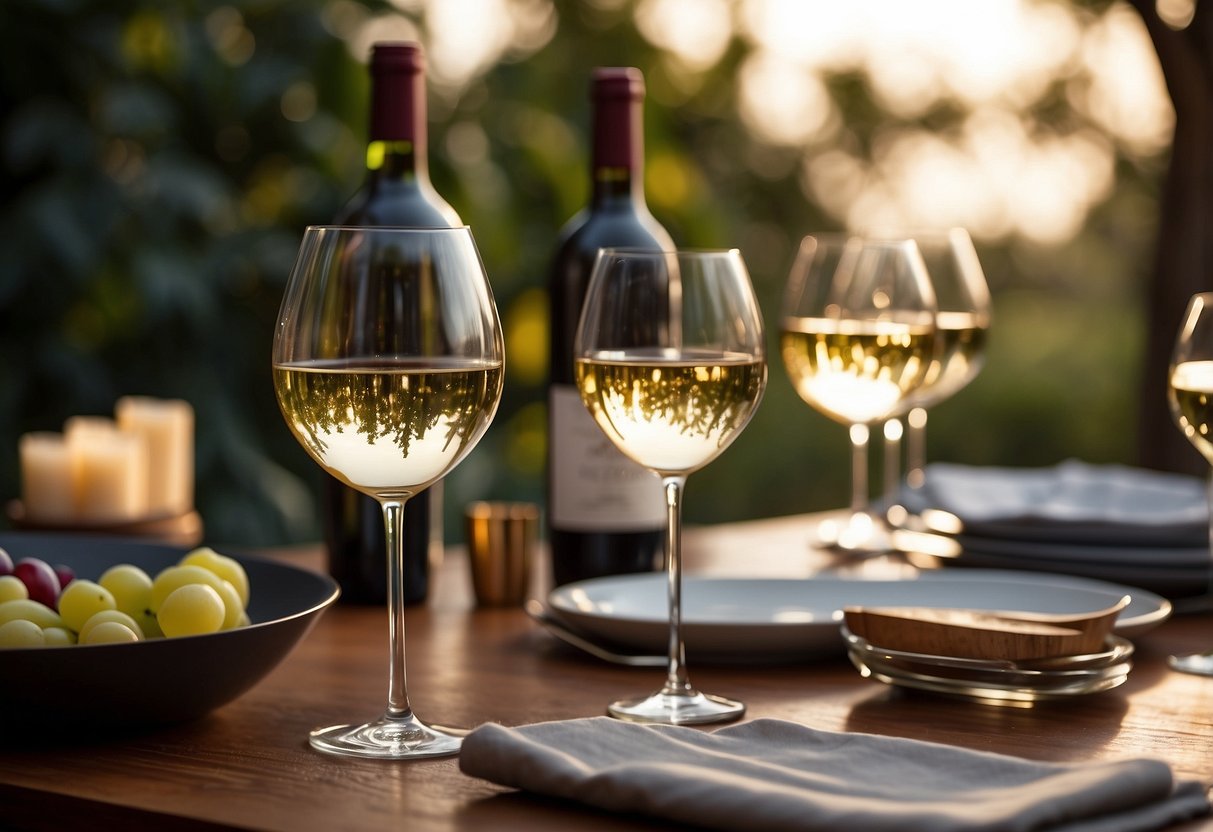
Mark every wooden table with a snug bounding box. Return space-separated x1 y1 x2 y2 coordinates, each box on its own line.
2 513 1212 831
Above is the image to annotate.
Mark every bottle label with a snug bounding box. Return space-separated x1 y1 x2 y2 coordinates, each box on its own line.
549 385 664 530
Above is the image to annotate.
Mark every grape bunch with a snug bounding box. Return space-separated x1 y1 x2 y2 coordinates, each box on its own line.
0 546 250 648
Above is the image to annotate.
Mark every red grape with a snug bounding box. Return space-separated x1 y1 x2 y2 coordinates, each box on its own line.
0 548 11 576
53 563 75 589
13 558 61 607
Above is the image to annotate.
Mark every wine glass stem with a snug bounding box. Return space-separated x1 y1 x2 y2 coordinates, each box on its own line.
1206 471 1213 601
906 406 928 490
849 423 870 517
882 417 903 507
661 475 692 695
380 497 414 720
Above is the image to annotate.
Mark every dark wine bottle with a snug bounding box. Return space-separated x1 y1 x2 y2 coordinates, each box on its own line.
547 67 675 587
325 41 460 606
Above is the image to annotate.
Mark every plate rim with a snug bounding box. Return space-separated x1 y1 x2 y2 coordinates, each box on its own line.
547 569 1172 656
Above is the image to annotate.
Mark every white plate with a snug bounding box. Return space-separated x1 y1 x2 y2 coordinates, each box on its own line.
547 570 1171 662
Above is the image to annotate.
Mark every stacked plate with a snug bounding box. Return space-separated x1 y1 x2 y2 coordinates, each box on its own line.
842 626 1134 703
896 460 1212 602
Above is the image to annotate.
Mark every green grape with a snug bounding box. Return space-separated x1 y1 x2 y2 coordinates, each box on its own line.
180 548 249 608
81 620 140 644
0 556 256 647
0 618 46 647
150 565 230 614
0 598 64 629
78 609 144 642
98 564 153 619
57 579 116 632
0 575 28 603
213 579 245 630
42 626 77 646
157 584 225 637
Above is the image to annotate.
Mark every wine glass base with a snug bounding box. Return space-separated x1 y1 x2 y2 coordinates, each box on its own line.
812 511 894 556
309 713 467 759
1168 653 1213 676
608 690 745 725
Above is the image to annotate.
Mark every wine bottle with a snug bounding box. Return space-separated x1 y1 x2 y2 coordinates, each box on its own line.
325 41 459 605
547 67 674 587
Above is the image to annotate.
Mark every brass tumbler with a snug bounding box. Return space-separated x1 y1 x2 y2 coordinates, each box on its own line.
465 502 539 606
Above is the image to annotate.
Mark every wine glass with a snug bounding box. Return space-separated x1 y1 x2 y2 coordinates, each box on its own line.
575 247 766 723
1166 292 1213 676
781 235 937 554
881 229 991 521
272 226 504 757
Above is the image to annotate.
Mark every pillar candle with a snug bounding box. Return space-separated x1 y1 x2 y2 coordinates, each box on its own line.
65 417 150 523
115 397 194 517
18 433 75 522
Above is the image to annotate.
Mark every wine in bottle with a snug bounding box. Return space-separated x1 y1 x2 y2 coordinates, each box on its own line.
325 41 460 605
547 67 674 587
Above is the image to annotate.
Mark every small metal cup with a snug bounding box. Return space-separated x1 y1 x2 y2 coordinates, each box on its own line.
464 502 539 606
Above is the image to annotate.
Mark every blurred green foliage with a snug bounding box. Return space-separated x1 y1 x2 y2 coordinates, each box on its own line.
0 0 1167 546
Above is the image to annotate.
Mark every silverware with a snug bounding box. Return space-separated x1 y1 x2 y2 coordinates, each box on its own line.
524 600 664 667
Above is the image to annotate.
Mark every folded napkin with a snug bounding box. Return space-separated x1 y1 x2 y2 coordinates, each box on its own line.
903 460 1206 546
459 717 1210 832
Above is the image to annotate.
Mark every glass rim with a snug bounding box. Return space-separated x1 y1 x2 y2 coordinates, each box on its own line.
596 246 742 257
797 232 923 246
851 226 974 240
301 224 473 234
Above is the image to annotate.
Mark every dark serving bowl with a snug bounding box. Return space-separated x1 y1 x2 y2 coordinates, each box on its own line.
0 532 339 730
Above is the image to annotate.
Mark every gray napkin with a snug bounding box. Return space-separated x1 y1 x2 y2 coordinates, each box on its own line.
914 460 1205 528
459 717 1210 832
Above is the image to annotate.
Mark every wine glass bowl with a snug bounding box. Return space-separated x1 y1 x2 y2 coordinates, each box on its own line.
272 225 503 757
893 229 991 494
1166 292 1213 675
1169 296 1213 466
780 235 937 553
575 247 766 724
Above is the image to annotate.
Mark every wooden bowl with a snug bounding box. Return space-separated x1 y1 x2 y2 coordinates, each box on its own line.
842 596 1129 661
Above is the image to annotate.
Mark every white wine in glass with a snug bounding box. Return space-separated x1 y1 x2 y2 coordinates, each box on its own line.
576 247 766 724
1167 291 1213 676
272 226 504 758
883 229 991 507
781 235 937 553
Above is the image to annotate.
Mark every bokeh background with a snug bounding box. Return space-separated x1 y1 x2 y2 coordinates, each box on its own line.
0 0 1192 546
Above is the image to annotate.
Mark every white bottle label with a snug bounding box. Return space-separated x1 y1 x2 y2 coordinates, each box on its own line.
549 385 665 530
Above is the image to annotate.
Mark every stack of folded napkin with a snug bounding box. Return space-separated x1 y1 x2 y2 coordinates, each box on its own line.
897 461 1211 600
901 461 1206 535
459 717 1210 832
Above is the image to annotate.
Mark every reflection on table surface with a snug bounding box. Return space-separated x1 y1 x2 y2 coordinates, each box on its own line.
1 511 1212 832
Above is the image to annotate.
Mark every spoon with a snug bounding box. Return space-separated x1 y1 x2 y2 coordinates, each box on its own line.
524 600 664 667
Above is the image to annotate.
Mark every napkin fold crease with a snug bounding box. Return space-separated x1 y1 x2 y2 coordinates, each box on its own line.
905 460 1206 535
459 717 1210 832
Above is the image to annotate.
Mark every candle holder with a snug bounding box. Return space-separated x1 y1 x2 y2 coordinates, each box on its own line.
5 501 204 548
